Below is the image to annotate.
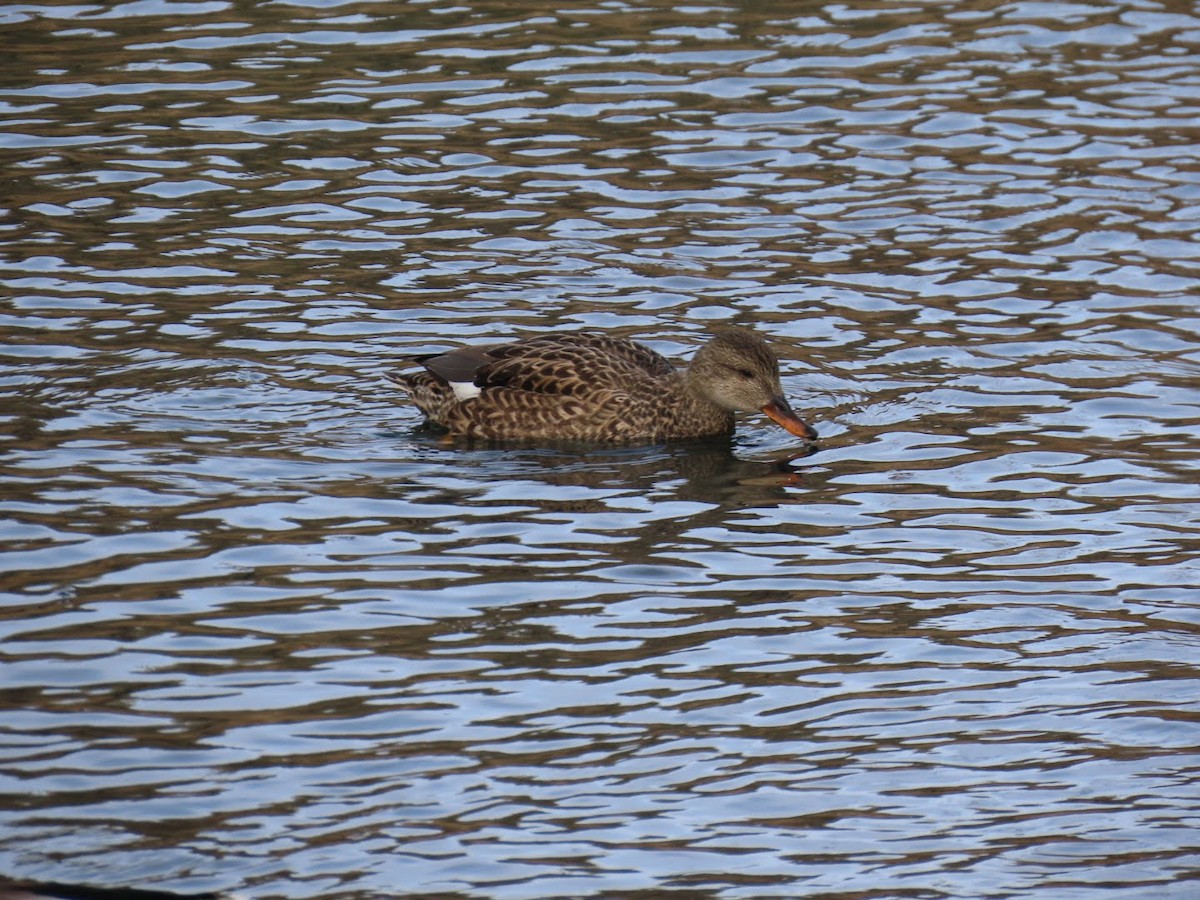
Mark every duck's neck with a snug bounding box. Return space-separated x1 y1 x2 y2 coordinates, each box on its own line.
672 371 735 438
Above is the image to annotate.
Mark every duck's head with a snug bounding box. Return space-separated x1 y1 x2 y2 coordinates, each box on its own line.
689 327 818 441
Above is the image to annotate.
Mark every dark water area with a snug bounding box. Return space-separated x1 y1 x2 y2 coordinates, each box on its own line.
2 0 1199 897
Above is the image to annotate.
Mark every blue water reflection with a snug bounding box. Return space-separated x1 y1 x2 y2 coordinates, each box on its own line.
2 0 1199 897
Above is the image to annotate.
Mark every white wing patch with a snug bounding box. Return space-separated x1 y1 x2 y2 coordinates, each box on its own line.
450 380 482 401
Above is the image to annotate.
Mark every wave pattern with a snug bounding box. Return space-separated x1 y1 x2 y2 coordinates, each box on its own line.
2 0 1199 897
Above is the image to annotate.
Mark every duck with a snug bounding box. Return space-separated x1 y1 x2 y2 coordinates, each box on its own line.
388 326 818 445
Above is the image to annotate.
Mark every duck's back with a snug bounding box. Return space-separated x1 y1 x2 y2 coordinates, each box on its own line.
480 333 675 395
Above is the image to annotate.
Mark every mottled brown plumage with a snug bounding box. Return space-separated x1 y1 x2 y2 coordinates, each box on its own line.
388 328 818 444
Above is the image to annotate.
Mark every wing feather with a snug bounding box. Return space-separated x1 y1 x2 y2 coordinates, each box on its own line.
477 335 674 396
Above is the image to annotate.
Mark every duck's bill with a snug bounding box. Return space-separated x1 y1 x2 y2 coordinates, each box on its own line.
762 398 818 441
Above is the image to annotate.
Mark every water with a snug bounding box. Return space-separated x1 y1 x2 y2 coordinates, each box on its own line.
2 0 1199 897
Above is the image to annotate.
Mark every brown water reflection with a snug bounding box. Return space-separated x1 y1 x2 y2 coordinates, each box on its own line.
3 0 1200 898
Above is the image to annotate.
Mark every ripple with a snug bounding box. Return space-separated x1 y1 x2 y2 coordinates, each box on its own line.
2 1 1199 898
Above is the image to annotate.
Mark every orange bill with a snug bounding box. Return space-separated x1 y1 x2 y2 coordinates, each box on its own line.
762 398 818 441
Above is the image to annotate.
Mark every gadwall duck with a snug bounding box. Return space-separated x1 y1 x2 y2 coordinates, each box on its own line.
389 327 818 444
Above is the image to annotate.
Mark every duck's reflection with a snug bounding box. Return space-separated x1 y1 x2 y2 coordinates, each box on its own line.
406 429 822 509
0 881 229 900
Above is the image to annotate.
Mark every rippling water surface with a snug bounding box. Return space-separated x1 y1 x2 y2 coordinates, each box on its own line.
2 0 1199 897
